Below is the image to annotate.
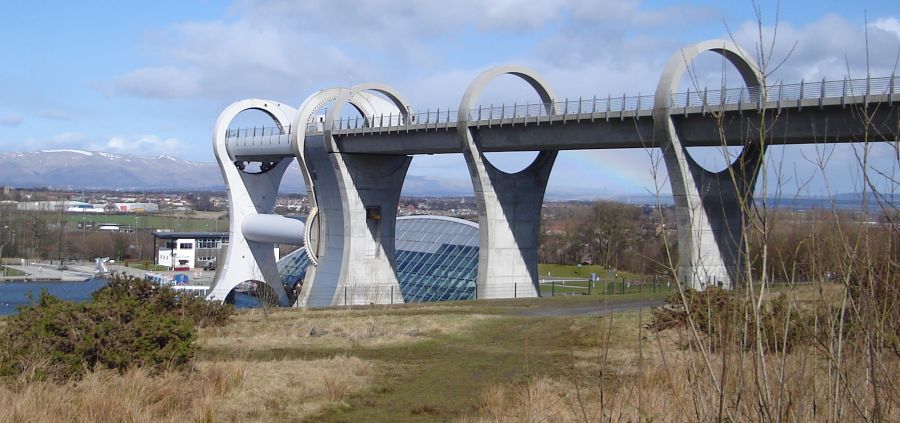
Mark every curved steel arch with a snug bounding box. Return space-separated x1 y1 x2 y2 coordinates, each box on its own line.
208 98 297 306
457 65 559 299
653 39 766 289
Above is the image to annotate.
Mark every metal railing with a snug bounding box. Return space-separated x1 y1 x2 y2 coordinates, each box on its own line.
224 75 897 138
225 125 292 139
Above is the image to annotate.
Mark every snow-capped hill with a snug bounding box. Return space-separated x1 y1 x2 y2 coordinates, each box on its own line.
0 150 470 195
41 149 94 156
0 150 234 190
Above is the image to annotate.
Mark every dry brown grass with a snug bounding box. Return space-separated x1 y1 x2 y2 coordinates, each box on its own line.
200 307 492 351
461 377 583 423
1 305 488 422
0 356 372 423
460 291 900 422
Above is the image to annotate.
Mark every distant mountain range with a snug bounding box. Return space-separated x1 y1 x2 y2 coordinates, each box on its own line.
0 150 229 191
1 150 895 208
0 150 473 196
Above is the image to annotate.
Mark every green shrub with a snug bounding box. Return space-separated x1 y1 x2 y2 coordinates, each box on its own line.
0 274 233 382
94 274 233 328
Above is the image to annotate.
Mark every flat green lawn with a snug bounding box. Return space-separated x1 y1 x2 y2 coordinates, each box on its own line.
538 263 643 280
65 213 227 232
1 266 27 277
124 262 170 271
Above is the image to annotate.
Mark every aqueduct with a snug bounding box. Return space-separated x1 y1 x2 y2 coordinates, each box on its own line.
206 39 900 307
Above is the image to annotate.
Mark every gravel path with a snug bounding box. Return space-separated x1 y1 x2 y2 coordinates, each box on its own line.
516 297 664 317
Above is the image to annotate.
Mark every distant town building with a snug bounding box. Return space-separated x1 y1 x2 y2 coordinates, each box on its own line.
112 202 159 213
153 231 229 271
15 200 159 213
68 202 107 213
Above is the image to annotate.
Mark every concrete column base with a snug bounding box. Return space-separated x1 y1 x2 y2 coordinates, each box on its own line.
654 40 766 290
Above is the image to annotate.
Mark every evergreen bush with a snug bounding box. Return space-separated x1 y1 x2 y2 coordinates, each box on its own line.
0 274 232 382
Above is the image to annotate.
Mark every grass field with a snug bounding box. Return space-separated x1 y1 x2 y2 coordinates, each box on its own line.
2 284 896 422
197 297 651 422
0 266 26 277
63 212 227 232
123 262 171 271
538 263 643 280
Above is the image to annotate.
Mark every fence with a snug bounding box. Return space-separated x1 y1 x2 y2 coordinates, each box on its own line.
282 75 897 135
539 276 677 297
292 276 677 308
284 275 823 308
224 75 898 139
298 284 406 307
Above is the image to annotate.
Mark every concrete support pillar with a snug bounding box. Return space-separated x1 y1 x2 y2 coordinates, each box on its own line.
653 40 765 290
457 66 558 299
208 99 296 306
296 85 412 307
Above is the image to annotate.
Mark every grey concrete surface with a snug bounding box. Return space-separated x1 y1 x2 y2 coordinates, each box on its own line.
299 86 409 307
458 65 557 299
213 38 898 304
654 40 764 290
208 99 296 306
1 262 93 282
332 99 899 155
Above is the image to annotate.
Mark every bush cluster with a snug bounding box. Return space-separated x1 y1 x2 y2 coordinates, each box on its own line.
651 282 900 358
0 274 233 382
94 274 234 329
649 288 819 353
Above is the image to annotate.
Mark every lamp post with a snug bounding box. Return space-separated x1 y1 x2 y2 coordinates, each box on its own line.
135 216 142 261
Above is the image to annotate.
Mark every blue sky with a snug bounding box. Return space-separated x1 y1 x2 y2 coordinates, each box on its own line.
0 0 898 197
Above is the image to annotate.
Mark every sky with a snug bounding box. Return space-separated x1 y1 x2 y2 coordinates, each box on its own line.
0 0 898 198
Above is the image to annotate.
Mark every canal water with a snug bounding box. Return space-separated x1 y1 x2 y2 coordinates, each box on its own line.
0 279 108 316
0 279 259 316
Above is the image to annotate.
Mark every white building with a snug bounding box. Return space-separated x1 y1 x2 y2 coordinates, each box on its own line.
153 231 229 270
67 202 106 213
17 200 101 212
113 202 159 213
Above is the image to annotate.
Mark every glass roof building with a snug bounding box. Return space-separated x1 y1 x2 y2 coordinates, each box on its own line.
278 215 479 304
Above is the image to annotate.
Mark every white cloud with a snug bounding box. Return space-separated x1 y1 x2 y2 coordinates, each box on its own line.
0 113 23 127
91 135 186 156
110 66 202 99
16 132 92 151
730 13 900 82
10 132 186 158
96 2 899 196
104 0 718 103
872 17 900 39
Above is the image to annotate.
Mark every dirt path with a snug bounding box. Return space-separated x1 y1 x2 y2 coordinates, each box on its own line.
515 297 664 317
